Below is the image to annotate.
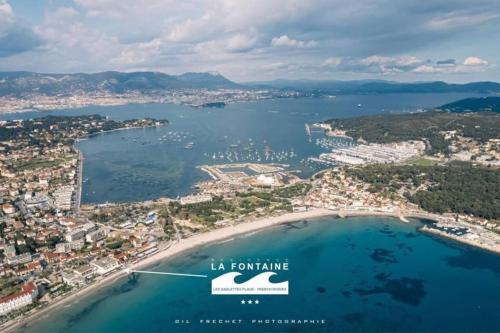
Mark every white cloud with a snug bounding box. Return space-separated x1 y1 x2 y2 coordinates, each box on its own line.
166 14 216 43
225 34 258 52
360 55 422 67
425 11 500 31
271 35 317 48
0 0 15 37
352 55 424 73
322 57 342 67
1 0 499 81
463 56 488 66
413 56 490 74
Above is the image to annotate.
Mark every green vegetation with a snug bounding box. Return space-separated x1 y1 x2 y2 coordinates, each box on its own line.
0 115 168 150
440 96 500 113
9 157 67 171
0 277 22 298
165 183 309 227
271 182 312 198
106 239 126 250
407 157 439 166
46 235 63 249
168 196 235 226
327 111 500 155
348 163 500 219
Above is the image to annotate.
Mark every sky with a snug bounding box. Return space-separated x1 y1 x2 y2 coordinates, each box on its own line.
0 0 499 83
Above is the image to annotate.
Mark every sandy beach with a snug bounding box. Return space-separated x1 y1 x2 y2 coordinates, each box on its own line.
0 207 487 333
1 208 336 333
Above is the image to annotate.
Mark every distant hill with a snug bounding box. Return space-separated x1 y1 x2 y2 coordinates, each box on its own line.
0 71 241 96
3 71 500 97
247 79 500 94
439 96 500 113
176 72 238 89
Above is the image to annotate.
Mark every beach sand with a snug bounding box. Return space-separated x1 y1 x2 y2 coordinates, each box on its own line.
2 207 474 333
1 208 337 333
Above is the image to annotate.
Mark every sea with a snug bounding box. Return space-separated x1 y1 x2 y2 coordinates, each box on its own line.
0 93 485 203
18 217 500 333
3 93 500 332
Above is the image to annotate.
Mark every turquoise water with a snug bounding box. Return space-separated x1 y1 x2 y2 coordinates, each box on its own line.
19 217 500 333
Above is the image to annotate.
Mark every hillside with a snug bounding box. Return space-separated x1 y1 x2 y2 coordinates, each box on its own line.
348 163 500 219
327 110 500 155
440 96 500 113
0 71 241 97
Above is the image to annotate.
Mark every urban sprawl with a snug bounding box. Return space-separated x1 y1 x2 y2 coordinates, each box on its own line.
0 111 499 330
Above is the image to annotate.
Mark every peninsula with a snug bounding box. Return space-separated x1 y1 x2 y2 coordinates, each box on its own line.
0 106 499 332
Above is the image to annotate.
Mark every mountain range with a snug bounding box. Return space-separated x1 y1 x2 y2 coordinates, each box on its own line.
1 71 500 97
247 79 500 94
0 71 241 96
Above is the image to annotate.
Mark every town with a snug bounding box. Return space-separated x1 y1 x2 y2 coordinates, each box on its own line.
0 115 168 322
0 113 499 328
0 89 303 114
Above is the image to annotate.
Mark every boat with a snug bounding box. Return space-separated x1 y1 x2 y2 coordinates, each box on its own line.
184 142 194 149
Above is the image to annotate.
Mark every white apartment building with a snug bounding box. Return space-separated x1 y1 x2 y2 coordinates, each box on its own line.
0 282 38 316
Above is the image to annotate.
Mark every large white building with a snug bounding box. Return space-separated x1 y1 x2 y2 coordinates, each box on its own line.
0 282 38 316
65 228 85 242
91 257 121 275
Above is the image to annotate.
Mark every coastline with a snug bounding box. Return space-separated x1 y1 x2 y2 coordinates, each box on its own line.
420 225 500 255
0 207 409 333
2 208 498 332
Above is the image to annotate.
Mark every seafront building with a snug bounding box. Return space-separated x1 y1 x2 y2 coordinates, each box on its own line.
0 282 38 316
316 141 425 165
91 257 121 275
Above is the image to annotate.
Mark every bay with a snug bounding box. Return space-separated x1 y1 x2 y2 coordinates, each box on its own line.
0 93 481 203
19 217 500 333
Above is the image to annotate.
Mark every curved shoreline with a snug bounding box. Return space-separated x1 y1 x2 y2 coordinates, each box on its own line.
1 208 497 333
0 208 408 333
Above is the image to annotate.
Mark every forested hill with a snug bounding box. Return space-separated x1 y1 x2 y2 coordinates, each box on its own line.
347 163 500 220
440 96 500 113
326 111 500 155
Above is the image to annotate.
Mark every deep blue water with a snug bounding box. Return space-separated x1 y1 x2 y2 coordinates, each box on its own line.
19 217 500 333
0 93 483 203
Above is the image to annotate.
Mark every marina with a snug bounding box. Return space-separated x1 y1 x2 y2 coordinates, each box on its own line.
0 94 464 204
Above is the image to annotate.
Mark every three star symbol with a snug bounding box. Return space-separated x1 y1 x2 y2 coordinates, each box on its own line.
241 299 260 304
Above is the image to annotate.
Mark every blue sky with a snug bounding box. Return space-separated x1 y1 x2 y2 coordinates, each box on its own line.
1 0 499 82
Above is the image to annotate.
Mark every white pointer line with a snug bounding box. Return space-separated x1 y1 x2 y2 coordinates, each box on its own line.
127 269 208 278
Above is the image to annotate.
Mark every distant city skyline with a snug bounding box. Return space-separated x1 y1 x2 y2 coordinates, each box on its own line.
1 0 500 82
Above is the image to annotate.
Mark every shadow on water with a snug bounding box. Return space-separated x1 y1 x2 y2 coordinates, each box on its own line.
342 312 364 325
282 220 309 231
62 275 140 331
444 248 500 275
369 249 399 264
352 273 426 306
316 286 327 294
